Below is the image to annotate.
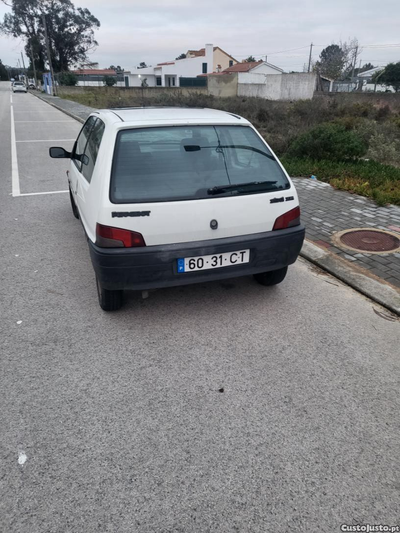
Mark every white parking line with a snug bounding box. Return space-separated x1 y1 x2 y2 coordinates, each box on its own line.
15 120 75 123
16 139 75 143
17 190 69 197
10 93 21 197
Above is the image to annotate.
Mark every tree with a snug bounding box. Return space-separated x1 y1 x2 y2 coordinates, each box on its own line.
137 62 148 69
315 44 345 80
373 62 400 92
244 56 256 63
0 59 9 80
175 53 186 60
58 70 77 86
340 38 361 78
109 65 123 72
103 75 116 87
0 0 100 73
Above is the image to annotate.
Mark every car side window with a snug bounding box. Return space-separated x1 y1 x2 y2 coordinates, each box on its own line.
81 119 105 183
73 116 96 172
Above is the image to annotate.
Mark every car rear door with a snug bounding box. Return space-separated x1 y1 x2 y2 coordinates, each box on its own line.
69 116 105 231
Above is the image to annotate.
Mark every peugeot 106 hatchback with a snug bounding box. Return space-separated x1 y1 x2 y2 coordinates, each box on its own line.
50 107 305 311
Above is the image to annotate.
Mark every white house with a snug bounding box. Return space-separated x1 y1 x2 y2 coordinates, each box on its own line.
125 44 237 87
357 66 394 92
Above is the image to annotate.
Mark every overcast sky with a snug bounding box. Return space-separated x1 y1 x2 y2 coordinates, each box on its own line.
1 0 399 71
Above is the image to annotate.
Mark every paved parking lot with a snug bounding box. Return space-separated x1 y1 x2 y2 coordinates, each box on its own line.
1 83 399 532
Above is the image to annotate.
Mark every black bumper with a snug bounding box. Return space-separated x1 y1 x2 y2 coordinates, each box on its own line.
88 226 305 291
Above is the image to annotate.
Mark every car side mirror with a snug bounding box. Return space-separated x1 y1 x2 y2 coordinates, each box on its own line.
49 147 71 159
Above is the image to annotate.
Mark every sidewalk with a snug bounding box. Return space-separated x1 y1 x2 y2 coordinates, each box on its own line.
293 178 400 289
34 91 91 123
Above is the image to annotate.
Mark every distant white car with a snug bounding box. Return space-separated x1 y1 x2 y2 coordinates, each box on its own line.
50 107 305 310
12 81 27 93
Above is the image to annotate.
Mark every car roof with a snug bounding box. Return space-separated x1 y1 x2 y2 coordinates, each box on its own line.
95 107 249 126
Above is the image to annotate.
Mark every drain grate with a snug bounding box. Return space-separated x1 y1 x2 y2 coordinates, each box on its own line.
337 229 400 253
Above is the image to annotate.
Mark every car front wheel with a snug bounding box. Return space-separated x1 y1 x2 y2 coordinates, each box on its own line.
253 266 288 286
96 276 123 311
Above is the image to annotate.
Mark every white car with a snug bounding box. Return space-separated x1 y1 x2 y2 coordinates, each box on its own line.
50 108 305 311
12 81 27 93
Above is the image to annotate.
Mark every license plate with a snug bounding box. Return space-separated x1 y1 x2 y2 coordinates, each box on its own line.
177 250 250 273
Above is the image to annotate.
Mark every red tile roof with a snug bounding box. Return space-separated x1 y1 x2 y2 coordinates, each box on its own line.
156 61 175 66
73 69 116 76
223 61 263 73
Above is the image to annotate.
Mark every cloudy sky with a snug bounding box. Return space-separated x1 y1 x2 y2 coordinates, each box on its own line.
1 0 399 71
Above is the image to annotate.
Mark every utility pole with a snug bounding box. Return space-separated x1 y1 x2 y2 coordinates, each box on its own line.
42 13 57 95
20 52 27 85
307 43 313 73
30 42 38 89
351 45 358 80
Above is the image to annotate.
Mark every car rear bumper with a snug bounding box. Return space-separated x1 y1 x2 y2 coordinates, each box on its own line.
88 225 305 290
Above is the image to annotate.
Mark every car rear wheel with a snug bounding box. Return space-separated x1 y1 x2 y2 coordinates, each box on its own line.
253 266 288 286
69 189 79 219
96 276 123 311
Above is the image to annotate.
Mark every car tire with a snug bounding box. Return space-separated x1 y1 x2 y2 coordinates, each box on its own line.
96 276 124 311
69 189 79 219
253 266 288 286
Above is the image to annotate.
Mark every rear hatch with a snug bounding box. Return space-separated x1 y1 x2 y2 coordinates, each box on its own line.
99 123 299 246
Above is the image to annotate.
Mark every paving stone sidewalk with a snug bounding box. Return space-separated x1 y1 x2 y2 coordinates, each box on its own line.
293 178 400 288
32 92 400 289
34 91 92 123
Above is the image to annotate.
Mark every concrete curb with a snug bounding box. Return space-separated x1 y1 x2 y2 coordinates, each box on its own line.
32 92 400 315
300 240 400 316
31 91 85 124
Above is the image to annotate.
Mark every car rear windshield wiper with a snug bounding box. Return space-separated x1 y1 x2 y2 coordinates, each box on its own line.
218 145 276 161
207 180 278 196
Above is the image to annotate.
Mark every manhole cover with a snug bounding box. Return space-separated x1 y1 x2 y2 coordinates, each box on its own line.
334 228 400 254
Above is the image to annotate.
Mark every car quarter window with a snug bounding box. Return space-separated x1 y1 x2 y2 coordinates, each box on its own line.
73 116 96 172
81 118 105 183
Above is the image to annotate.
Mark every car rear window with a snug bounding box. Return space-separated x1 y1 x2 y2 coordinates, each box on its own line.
110 125 290 203
14 82 24 86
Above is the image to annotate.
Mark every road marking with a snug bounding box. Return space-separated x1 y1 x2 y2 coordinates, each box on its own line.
17 190 69 197
10 94 21 197
15 120 75 123
16 139 75 143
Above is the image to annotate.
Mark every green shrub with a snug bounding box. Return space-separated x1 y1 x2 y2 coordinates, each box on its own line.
287 123 367 161
280 156 400 205
367 133 400 166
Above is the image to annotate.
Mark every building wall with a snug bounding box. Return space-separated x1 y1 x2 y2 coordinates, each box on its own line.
126 74 157 87
237 72 316 100
208 74 238 97
250 63 283 75
213 48 237 71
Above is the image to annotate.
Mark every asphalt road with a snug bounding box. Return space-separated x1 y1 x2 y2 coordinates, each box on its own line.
0 81 399 533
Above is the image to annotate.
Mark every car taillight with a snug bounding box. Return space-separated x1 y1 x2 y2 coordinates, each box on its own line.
273 206 301 231
96 223 146 248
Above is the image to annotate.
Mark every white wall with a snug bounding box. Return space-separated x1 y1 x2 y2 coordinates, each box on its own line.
238 73 317 100
251 63 283 75
126 74 157 87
